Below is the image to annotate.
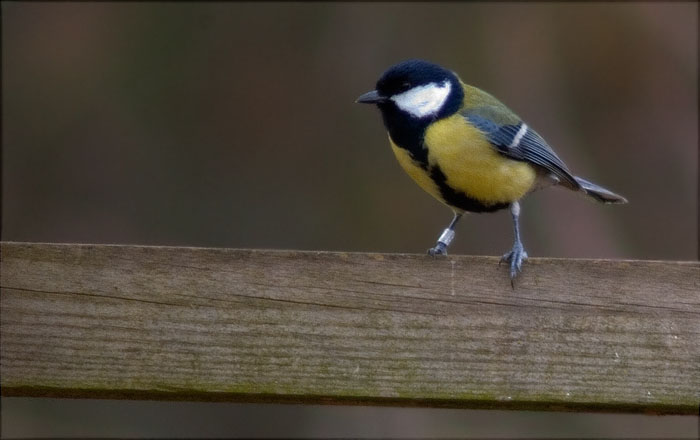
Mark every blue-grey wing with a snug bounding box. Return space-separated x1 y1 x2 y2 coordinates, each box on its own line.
464 109 580 189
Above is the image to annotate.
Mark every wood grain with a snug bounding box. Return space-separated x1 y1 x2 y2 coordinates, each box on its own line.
1 242 698 413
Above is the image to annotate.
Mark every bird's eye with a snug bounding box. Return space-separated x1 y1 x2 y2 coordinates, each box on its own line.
400 82 412 91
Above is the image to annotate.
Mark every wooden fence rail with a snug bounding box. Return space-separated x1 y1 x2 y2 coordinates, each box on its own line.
1 242 698 414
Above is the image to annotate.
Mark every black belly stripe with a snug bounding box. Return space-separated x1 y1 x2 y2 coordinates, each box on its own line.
429 165 510 213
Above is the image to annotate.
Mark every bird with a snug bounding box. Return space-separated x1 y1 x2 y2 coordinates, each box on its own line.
356 59 627 283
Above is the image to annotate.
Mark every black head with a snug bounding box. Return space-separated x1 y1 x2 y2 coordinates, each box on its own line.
356 59 464 121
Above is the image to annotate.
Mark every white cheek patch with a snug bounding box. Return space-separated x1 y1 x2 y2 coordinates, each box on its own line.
391 80 451 118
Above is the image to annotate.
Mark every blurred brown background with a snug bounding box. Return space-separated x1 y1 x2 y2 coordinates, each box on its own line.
1 2 697 438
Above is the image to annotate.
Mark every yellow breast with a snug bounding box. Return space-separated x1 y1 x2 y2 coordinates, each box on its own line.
390 115 536 210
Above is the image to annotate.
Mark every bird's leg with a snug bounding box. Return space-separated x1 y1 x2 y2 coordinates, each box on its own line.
428 212 462 256
500 201 528 285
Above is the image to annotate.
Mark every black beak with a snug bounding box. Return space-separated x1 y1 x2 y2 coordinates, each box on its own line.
356 90 386 104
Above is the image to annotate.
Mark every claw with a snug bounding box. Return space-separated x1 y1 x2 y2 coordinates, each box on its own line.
428 242 448 256
501 242 528 287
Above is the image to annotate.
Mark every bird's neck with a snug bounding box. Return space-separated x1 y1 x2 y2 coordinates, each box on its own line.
381 109 431 168
379 85 464 168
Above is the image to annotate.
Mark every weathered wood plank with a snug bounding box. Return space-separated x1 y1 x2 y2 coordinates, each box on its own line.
1 242 698 413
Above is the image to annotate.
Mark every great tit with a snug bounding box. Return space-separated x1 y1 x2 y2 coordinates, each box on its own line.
357 59 627 282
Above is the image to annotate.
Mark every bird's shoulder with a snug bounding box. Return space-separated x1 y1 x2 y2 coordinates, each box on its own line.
458 82 521 127
456 82 579 189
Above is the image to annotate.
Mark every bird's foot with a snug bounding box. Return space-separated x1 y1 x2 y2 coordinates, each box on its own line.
428 242 448 256
429 228 455 257
500 242 528 286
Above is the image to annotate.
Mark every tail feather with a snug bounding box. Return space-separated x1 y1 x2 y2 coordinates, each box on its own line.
574 176 628 204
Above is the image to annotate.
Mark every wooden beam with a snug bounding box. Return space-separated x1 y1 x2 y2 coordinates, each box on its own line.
1 242 698 414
